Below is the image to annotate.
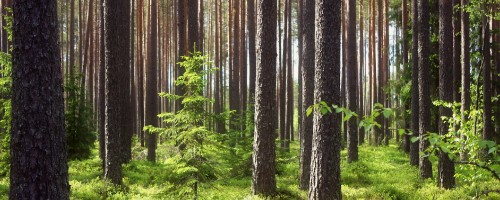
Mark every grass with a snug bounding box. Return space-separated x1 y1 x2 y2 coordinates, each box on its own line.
0 141 498 199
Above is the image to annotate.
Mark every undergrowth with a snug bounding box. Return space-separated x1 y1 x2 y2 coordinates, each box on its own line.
0 142 498 199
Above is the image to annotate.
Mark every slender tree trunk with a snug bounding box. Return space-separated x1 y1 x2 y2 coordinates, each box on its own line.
452 0 461 103
10 0 69 198
402 0 410 153
359 0 365 145
285 0 293 147
252 0 277 196
248 0 256 102
240 0 248 133
137 0 145 147
298 0 314 190
297 0 303 142
438 0 455 188
410 0 419 166
482 1 492 147
459 0 470 161
230 0 240 131
98 0 106 175
146 0 158 163
308 0 342 198
418 0 433 179
347 0 358 162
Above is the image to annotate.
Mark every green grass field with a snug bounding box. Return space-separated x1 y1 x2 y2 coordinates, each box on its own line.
0 141 498 199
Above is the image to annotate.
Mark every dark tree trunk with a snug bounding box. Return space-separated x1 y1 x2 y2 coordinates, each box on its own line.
418 0 432 179
482 1 492 147
99 0 106 175
410 0 419 166
297 0 303 142
460 0 471 161
285 0 293 146
121 0 133 164
438 0 455 188
452 0 461 103
252 0 277 196
230 0 240 131
308 0 342 198
214 0 223 133
188 0 198 52
248 0 256 101
176 0 186 112
347 0 358 162
299 0 314 190
10 0 69 198
240 0 248 133
402 0 410 153
137 0 145 147
359 0 365 145
146 0 158 163
103 0 130 184
376 0 383 145
279 0 287 148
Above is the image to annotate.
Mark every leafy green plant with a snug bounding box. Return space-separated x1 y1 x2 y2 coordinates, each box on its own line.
65 72 96 160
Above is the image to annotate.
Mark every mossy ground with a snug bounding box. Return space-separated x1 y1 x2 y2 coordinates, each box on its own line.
0 141 498 199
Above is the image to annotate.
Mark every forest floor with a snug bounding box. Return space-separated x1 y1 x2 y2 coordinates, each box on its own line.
0 141 498 199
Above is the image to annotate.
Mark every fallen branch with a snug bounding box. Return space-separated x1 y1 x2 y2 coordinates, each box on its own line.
455 161 500 181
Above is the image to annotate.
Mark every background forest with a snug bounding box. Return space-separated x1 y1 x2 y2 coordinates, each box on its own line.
0 0 499 199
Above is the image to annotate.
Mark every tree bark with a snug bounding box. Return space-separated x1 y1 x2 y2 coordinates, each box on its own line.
252 0 277 196
248 0 256 101
299 0 314 190
230 0 240 131
438 0 455 188
347 0 358 162
482 1 492 148
103 0 130 184
10 0 69 198
460 0 470 161
410 0 420 166
452 0 461 103
308 0 342 198
146 0 158 163
418 0 433 179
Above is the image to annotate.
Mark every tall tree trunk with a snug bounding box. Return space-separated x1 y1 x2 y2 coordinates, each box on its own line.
98 0 106 175
103 0 130 184
176 0 187 112
418 0 433 179
347 0 358 162
146 0 158 163
410 0 419 166
482 1 492 148
402 0 410 153
279 0 287 148
248 0 256 102
438 0 455 188
285 0 293 147
240 0 248 133
460 0 471 161
252 0 277 196
230 0 240 131
298 0 314 190
297 0 303 142
137 0 145 147
308 0 342 198
452 0 461 103
376 0 383 145
10 0 69 198
359 0 365 145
